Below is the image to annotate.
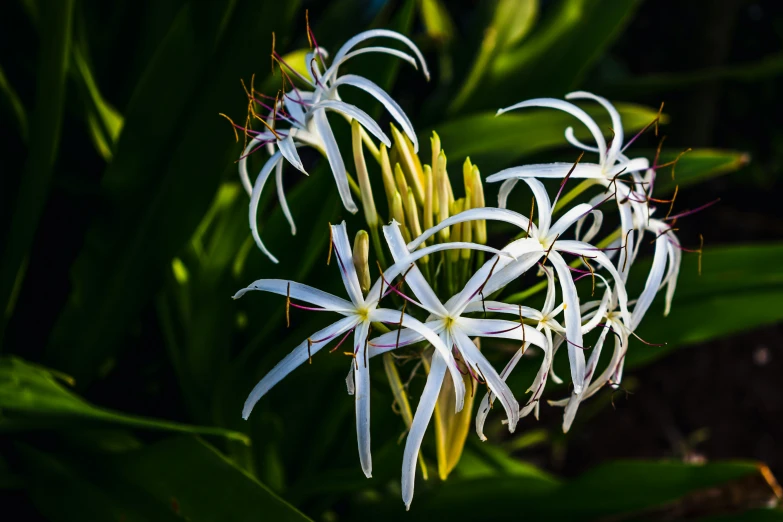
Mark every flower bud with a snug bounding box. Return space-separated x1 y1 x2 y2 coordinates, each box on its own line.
352 119 377 227
462 157 473 195
471 165 487 244
406 188 428 263
394 162 410 211
423 165 434 233
352 230 371 295
379 145 397 214
449 198 464 263
461 188 472 259
430 131 441 176
391 191 412 243
436 152 451 241
391 124 425 204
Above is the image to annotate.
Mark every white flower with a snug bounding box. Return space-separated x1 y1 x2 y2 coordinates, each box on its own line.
235 221 501 478
486 91 655 278
237 30 429 263
361 222 548 509
407 178 632 394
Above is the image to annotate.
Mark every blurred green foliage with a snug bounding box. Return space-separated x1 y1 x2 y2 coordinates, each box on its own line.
1 0 781 520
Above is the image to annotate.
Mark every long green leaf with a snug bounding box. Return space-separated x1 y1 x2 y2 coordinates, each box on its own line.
0 0 75 341
17 436 311 522
0 356 249 443
45 1 300 382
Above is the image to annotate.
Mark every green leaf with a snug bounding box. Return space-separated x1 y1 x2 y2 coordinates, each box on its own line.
628 242 783 368
0 0 75 339
449 0 538 112
0 356 249 444
45 0 300 382
434 102 664 172
0 63 27 140
654 148 750 194
17 436 312 522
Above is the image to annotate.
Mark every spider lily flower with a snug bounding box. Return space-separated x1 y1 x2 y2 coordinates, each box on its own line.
407 178 632 394
549 289 629 432
235 222 502 478
488 92 654 276
237 30 429 262
361 222 547 509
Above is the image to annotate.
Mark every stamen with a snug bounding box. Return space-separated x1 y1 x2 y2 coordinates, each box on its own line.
649 227 679 244
582 255 596 296
396 301 407 351
307 338 312 364
698 234 704 276
327 223 333 265
218 113 239 142
469 256 501 302
631 330 666 346
663 198 720 221
553 151 585 209
330 327 355 353
622 228 632 272
286 282 291 327
526 197 535 238
541 234 560 266
270 32 276 74
621 101 664 153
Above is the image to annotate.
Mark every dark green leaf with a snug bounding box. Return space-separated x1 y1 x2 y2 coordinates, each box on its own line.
0 356 249 443
654 149 750 194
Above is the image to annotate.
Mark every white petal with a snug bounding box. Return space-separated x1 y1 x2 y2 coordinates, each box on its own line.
475 344 525 441
547 251 586 393
329 75 418 152
608 157 650 177
371 308 466 413
548 203 596 239
523 178 552 236
311 108 357 213
331 221 365 307
497 98 607 162
233 278 355 313
458 317 547 349
275 159 296 235
631 231 669 330
330 29 430 82
560 323 611 432
242 315 360 419
497 178 518 209
322 46 418 85
564 126 600 153
408 207 535 251
446 253 517 316
486 162 603 182
249 151 285 263
462 300 540 318
277 134 307 175
239 135 269 195
542 265 557 313
663 236 681 316
402 350 445 509
566 91 623 165
581 288 612 334
453 328 519 431
368 325 432 357
382 222 449 317
480 248 543 298
555 240 632 329
353 321 373 477
313 99 391 147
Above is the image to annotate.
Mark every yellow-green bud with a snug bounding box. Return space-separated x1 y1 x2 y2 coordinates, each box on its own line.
406 188 428 263
430 131 441 176
394 162 409 212
436 153 450 241
463 157 473 195
423 165 434 233
449 198 464 262
352 230 371 294
391 190 412 243
379 145 397 215
391 124 425 204
471 165 487 244
352 119 377 227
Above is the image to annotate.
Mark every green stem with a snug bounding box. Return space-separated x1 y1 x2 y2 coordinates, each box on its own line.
553 179 598 214
369 225 388 269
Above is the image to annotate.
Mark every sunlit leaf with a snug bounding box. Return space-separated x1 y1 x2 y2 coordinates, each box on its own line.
0 356 249 443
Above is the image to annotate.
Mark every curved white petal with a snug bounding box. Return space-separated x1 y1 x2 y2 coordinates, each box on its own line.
367 323 437 357
322 46 417 85
565 126 600 153
498 178 518 209
330 29 430 82
608 157 650 177
486 163 604 182
275 159 297 236
353 321 373 477
560 322 611 432
459 318 547 349
408 207 535 251
330 75 418 152
382 222 449 317
331 221 365 306
663 236 681 316
277 134 307 175
402 350 445 509
462 300 540 319
631 232 669 330
371 309 465 413
566 91 622 165
547 251 585 393
542 265 557 314
233 278 355 313
581 288 611 334
475 343 526 441
249 151 285 263
314 99 391 147
242 315 360 419
497 98 607 162
480 247 543 298
311 108 357 213
548 203 596 239
453 328 519 432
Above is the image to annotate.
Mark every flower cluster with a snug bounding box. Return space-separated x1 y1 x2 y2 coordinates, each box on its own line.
229 30 696 509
